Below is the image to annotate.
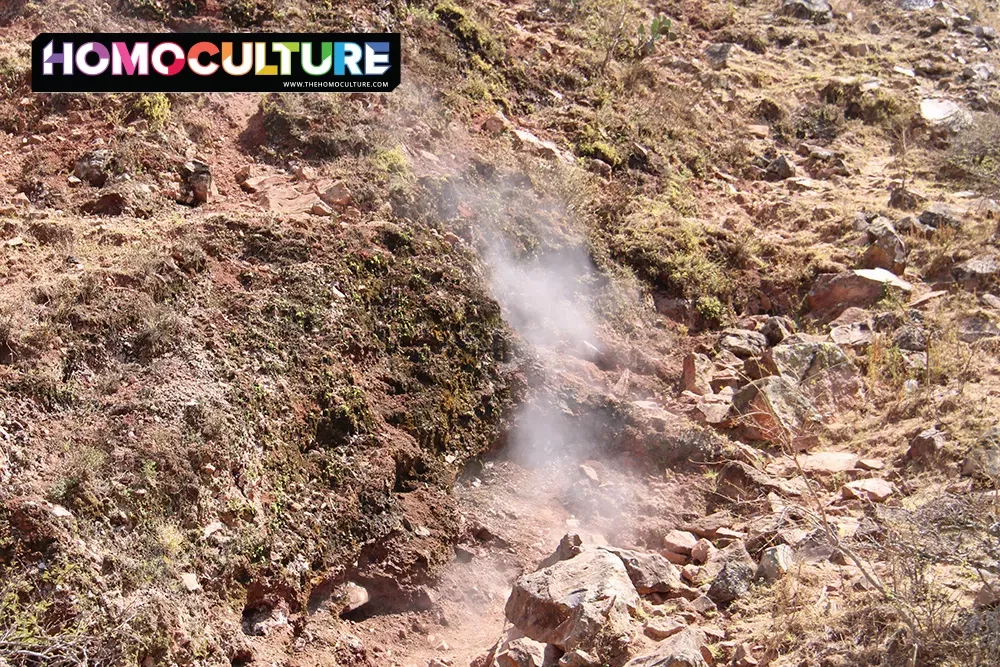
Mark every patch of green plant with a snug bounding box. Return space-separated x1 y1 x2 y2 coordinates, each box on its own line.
125 93 171 129
576 126 622 167
434 1 503 61
372 146 410 175
635 15 674 57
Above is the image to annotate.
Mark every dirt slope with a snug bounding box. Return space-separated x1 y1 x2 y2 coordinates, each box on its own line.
3 0 1000 665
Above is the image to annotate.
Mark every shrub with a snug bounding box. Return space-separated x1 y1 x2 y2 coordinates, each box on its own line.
126 93 171 129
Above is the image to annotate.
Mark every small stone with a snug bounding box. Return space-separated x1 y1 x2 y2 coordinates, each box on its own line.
707 541 756 604
310 201 334 216
482 113 509 135
976 582 1000 608
691 538 716 564
841 478 894 502
49 504 73 518
579 464 600 485
644 617 686 640
765 155 796 181
779 0 832 23
761 316 796 346
180 573 200 592
908 428 945 460
74 150 110 187
682 353 714 396
757 544 794 583
733 643 758 667
663 530 698 555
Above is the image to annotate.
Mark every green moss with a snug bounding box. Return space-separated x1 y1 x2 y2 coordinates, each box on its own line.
434 1 503 61
576 126 623 167
578 138 622 167
372 146 410 174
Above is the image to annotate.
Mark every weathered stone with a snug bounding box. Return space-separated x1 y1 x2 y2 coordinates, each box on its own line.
704 43 736 69
764 342 864 415
539 532 584 568
920 99 972 134
717 329 768 359
624 628 708 667
862 218 907 275
343 582 369 613
953 254 1000 289
644 618 686 640
496 636 546 667
919 203 964 229
761 316 796 346
889 187 924 211
663 530 698 556
779 0 832 23
482 113 510 135
605 547 685 596
681 513 733 539
893 325 928 352
690 539 715 565
558 649 600 667
241 174 286 193
259 187 326 216
74 150 110 187
797 451 860 474
727 376 822 449
765 155 796 181
757 544 794 583
707 541 756 604
841 478 895 502
807 269 912 315
316 180 352 208
682 353 713 396
512 129 571 163
693 393 732 426
179 160 214 205
957 314 1000 342
829 321 874 350
180 572 200 592
504 547 639 651
908 427 945 460
716 460 804 501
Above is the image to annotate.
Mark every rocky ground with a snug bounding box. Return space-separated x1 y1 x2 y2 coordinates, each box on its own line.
3 0 1000 665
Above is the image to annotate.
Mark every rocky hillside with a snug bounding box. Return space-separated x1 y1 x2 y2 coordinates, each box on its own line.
3 0 1000 665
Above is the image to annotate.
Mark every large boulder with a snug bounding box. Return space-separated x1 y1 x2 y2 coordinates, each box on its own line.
807 269 912 317
763 342 864 415
623 628 708 667
726 376 822 449
504 547 639 652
